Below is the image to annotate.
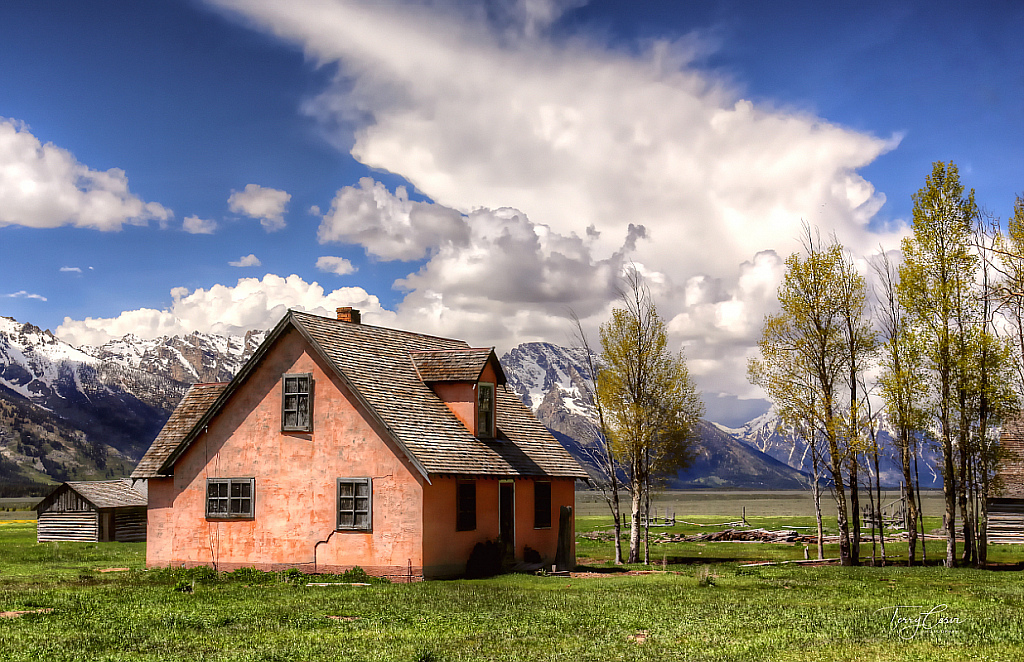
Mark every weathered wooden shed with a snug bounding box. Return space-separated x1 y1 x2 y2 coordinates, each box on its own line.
987 416 1024 544
35 479 148 543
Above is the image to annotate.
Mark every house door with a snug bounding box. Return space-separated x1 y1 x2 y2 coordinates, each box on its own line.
499 481 515 559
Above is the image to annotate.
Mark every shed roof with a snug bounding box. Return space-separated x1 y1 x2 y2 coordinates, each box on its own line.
132 311 586 481
37 479 147 512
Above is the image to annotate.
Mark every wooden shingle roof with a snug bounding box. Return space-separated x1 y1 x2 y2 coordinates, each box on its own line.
410 349 507 384
132 311 586 480
131 383 227 479
37 479 147 512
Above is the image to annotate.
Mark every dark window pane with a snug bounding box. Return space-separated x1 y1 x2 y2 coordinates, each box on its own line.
339 512 354 527
339 484 353 497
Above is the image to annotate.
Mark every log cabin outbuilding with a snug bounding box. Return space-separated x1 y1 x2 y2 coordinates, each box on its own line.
131 308 587 579
35 479 147 543
987 416 1024 544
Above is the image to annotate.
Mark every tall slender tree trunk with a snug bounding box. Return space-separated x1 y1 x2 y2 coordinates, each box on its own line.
958 415 974 564
611 486 624 565
901 429 919 566
850 456 861 565
810 435 825 560
914 444 928 564
628 480 642 564
826 421 852 565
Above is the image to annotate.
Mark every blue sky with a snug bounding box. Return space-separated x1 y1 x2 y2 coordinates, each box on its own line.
1 0 1022 425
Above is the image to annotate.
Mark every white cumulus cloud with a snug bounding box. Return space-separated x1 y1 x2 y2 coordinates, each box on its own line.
229 254 262 267
228 184 291 231
316 256 357 275
0 118 172 231
183 215 218 234
59 266 83 273
56 274 397 347
318 177 469 261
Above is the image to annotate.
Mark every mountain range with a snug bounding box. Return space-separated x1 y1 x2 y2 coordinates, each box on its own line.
1 315 937 495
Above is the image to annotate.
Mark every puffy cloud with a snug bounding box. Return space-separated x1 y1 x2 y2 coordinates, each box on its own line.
228 184 291 231
196 1 915 411
56 274 397 347
3 290 47 301
0 118 172 231
59 266 83 273
183 215 218 234
229 254 262 267
318 177 469 261
316 256 357 275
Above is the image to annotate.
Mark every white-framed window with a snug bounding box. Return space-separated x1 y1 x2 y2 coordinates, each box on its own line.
282 373 313 432
337 478 372 531
206 478 255 519
477 382 495 438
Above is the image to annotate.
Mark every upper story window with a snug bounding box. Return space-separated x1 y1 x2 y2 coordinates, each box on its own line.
478 382 495 438
206 478 254 519
282 373 313 432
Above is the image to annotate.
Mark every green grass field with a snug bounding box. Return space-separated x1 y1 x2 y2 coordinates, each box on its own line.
2 496 1024 661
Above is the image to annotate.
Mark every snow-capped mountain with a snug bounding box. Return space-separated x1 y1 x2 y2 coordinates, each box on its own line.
500 341 812 489
82 328 266 386
722 408 945 489
0 316 265 491
0 317 176 490
500 342 598 443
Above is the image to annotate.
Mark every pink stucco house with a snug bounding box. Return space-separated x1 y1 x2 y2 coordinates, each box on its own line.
131 308 586 579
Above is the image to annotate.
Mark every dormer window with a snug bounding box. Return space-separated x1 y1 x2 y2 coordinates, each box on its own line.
478 382 495 438
282 373 313 432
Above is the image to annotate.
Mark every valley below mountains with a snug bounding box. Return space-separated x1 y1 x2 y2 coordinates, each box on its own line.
1 315 938 496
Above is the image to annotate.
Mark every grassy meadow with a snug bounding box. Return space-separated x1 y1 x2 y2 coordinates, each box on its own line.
1 491 1024 661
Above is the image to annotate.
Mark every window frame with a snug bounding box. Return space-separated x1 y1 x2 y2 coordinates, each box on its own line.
282 373 314 432
456 480 477 531
206 478 255 519
533 481 552 529
477 382 495 439
336 477 373 531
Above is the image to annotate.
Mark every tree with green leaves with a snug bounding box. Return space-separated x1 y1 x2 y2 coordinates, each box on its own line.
873 249 929 565
898 160 979 568
749 227 864 565
569 311 625 565
598 268 703 564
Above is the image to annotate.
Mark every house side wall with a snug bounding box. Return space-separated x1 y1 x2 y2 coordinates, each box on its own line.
421 476 575 578
147 328 425 578
431 382 475 434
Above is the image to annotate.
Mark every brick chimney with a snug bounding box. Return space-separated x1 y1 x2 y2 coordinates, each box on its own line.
336 307 361 324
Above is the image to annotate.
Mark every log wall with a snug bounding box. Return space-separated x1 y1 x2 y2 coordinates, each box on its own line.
37 512 99 542
114 508 147 542
986 499 1024 544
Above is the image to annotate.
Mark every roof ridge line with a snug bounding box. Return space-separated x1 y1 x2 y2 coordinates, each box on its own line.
289 309 469 345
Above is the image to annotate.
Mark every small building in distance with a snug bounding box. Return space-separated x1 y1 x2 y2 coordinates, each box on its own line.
35 479 147 543
132 308 587 579
987 416 1024 545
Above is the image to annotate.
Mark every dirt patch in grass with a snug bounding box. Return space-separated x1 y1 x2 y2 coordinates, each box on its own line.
0 609 53 618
